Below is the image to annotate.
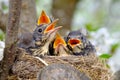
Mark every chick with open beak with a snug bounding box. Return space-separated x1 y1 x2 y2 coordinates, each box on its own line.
65 30 96 56
53 33 72 56
31 19 62 57
17 10 53 53
33 19 59 46
33 9 58 46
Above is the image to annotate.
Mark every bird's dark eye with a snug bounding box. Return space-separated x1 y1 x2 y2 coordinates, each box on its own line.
38 28 42 33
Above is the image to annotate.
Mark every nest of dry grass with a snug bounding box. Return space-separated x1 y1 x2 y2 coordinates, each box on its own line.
11 49 111 80
43 54 111 80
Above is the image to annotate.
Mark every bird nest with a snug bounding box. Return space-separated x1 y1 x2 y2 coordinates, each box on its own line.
11 48 111 80
42 55 111 80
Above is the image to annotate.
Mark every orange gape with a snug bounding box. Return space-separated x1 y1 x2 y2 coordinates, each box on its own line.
53 33 66 49
68 39 81 48
37 10 51 25
44 19 59 33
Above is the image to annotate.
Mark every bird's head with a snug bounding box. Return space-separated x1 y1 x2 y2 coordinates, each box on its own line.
33 19 61 46
66 30 86 49
53 33 69 56
65 30 96 56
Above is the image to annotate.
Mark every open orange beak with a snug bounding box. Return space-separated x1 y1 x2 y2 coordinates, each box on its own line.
37 10 51 25
44 19 59 34
68 39 81 48
53 33 66 49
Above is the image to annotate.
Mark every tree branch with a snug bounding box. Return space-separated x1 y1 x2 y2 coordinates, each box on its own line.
0 0 22 79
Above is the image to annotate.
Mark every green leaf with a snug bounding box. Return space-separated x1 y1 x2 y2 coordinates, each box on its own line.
99 53 112 59
111 43 119 54
85 23 99 31
0 30 5 41
2 3 8 10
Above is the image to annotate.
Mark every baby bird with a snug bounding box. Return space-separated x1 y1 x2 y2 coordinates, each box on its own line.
17 10 52 52
65 29 96 56
31 20 62 57
33 19 59 47
53 33 72 56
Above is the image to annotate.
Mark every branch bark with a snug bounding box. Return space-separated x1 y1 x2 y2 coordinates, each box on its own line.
0 0 22 79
